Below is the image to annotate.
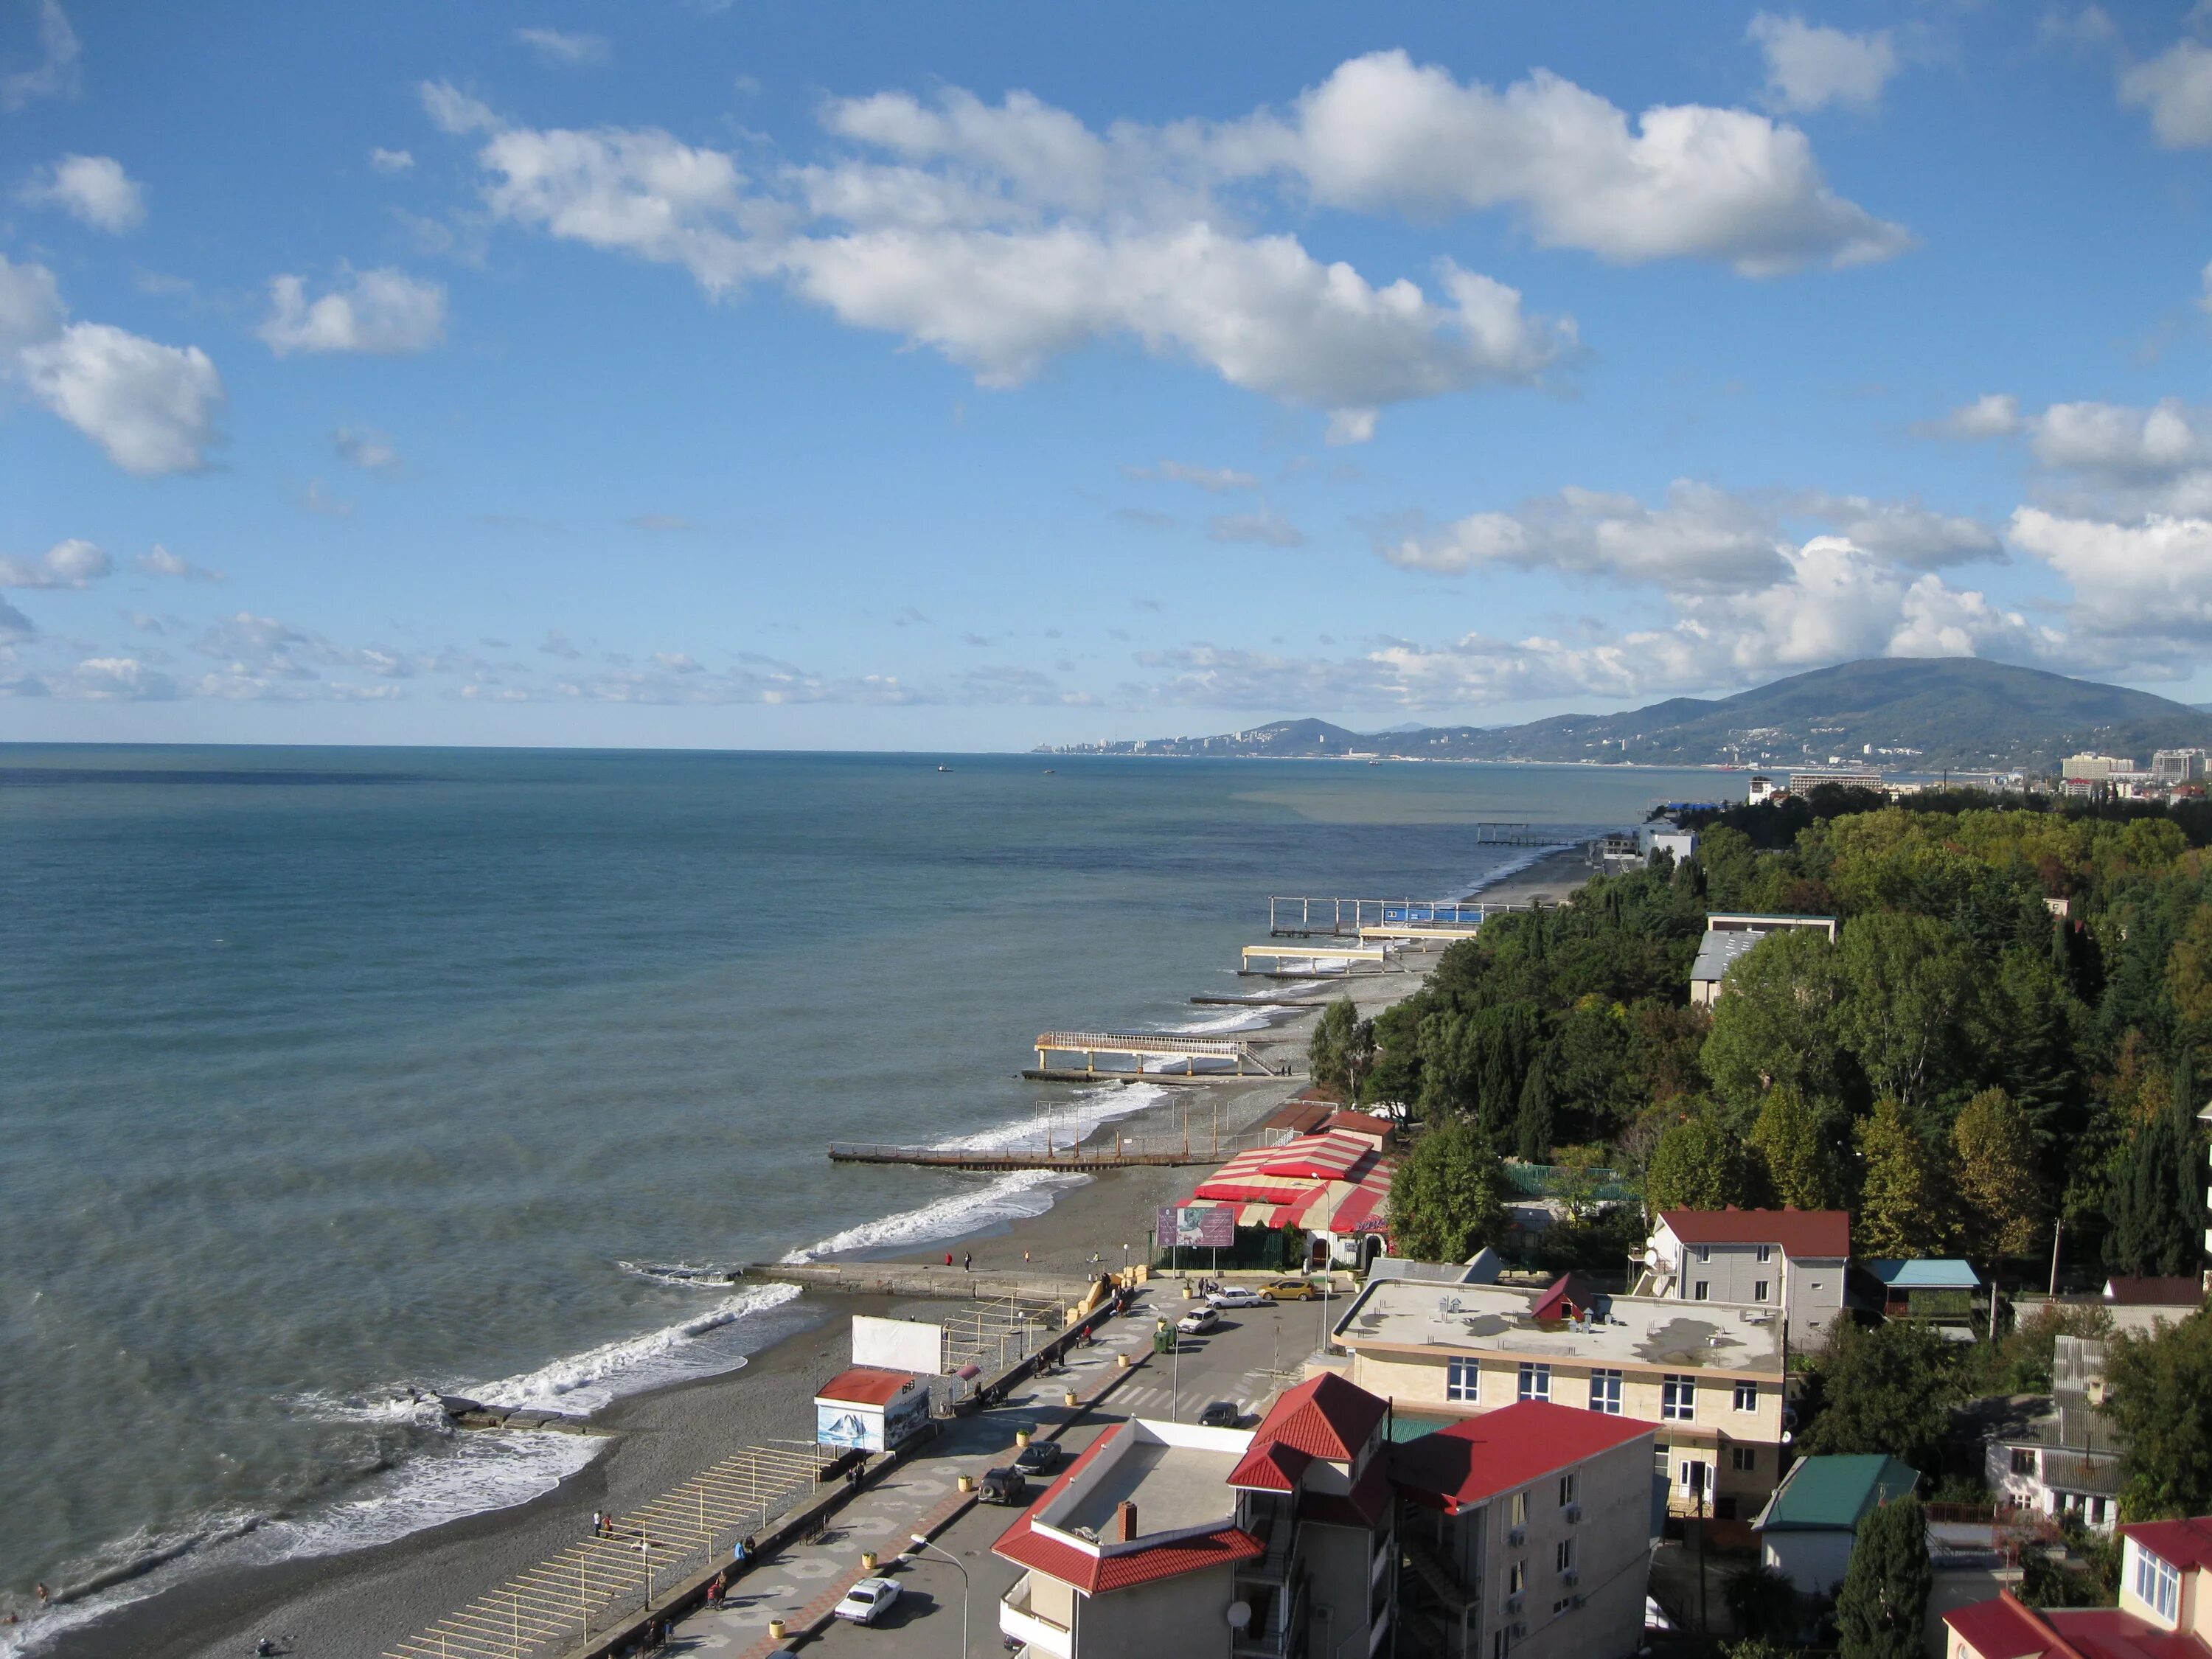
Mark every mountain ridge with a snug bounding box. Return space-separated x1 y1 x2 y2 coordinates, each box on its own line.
1044 658 2212 773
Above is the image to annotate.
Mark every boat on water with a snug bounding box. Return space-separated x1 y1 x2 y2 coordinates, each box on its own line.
937 765 953 772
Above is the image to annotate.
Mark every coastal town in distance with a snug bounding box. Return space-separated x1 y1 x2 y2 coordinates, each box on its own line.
13 5 2212 1659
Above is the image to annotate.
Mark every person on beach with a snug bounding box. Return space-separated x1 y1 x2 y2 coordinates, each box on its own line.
944 1251 953 1266
962 1250 973 1270
33 1585 47 1605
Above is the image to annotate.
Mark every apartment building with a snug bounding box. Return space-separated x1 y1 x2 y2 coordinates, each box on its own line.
1640 1207 1851 1349
1985 1335 2123 1533
1329 1277 1789 1520
1944 1518 2212 1659
1394 1399 1659 1659
1688 914 1840 1006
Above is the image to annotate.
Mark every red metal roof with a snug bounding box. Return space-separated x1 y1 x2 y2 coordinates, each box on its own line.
1392 1401 1655 1514
1945 1593 2062 1659
1226 1440 1312 1493
1298 1450 1394 1530
2104 1277 2205 1308
993 1512 1265 1593
1661 1206 1851 1258
813 1366 920 1408
1320 1111 1393 1140
2125 1517 2212 1571
2046 1607 2211 1659
1531 1272 1602 1322
1261 1097 1334 1134
1244 1373 1388 1464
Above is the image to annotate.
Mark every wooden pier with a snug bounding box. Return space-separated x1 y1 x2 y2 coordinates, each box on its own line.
1025 1029 1288 1082
830 1141 1212 1169
1267 895 1534 939
1240 943 1404 978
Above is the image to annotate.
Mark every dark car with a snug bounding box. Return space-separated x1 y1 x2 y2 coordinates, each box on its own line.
978 1466 1029 1505
1014 1440 1063 1475
1197 1401 1242 1430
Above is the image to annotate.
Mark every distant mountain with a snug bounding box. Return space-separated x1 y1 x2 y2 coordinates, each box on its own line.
1043 658 2212 773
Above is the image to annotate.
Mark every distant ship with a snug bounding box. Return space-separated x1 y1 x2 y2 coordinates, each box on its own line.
937 765 953 772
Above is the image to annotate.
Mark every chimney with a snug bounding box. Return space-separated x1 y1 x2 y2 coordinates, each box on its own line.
1116 1501 1138 1542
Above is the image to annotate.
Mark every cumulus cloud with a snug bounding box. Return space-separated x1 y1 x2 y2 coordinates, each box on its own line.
20 154 146 232
0 595 34 638
516 26 608 66
2010 508 2212 647
334 425 400 471
1126 460 1258 492
0 0 79 112
0 253 224 474
1927 392 2020 439
370 147 415 175
424 54 1901 431
1748 15 1899 113
1380 480 1784 590
258 268 447 355
1792 493 2003 570
1936 393 2212 515
1208 512 1307 548
135 543 220 580
0 537 107 588
2121 39 2212 148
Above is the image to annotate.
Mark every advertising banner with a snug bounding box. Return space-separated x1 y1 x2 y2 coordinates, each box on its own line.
1156 1204 1235 1248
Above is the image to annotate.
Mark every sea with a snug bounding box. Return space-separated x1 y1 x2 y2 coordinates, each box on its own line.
0 745 1731 1644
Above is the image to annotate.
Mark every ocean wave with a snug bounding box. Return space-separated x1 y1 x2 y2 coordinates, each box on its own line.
616 1259 748 1289
780 1167 1088 1263
468 1281 805 1416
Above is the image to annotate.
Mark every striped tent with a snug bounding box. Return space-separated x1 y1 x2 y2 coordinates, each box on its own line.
1184 1129 1396 1236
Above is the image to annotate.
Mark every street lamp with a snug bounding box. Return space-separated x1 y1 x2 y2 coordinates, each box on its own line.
908 1533 970 1658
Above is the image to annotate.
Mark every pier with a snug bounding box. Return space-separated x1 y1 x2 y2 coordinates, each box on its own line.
1266 895 1535 939
1024 1029 1288 1082
1241 943 1404 977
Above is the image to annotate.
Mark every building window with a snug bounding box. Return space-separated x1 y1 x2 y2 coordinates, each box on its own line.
1697 1245 1710 1263
2011 1448 2035 1476
1732 1447 1756 1473
1589 1370 1623 1414
1554 1596 1573 1615
1756 1245 1773 1264
1753 1279 1770 1301
2136 1548 2180 1621
1694 1281 1711 1301
1519 1362 1551 1403
1509 1561 1526 1594
1559 1473 1578 1507
1733 1381 1758 1413
1679 1458 1711 1499
1557 1538 1576 1573
1652 1446 1671 1478
1447 1357 1480 1402
1663 1374 1697 1421
1493 1633 1512 1659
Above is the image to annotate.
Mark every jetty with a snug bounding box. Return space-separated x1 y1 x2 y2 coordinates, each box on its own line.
1023 1029 1288 1082
1266 894 1532 939
1240 943 1404 978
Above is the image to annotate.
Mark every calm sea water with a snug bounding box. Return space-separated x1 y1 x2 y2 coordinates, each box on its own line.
0 746 1724 1641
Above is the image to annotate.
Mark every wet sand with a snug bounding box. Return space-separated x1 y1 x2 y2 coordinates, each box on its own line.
41 845 1591 1659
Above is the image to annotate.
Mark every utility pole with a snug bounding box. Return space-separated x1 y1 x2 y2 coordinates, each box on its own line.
2049 1217 2064 1297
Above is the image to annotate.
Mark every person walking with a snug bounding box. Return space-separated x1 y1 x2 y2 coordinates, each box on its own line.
944 1251 953 1266
962 1250 973 1271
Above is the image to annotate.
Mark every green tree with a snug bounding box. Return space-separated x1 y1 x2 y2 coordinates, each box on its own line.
1749 1087 1850 1211
1950 1088 2046 1262
2104 1310 2212 1518
1835 913 1992 1111
2104 1079 2202 1276
1387 1119 1509 1264
1857 1099 1954 1258
1702 928 1850 1114
1514 1055 1555 1163
1725 1564 1800 1643
1803 1321 1955 1475
1309 999 1373 1099
1643 1114 1754 1214
1835 1495 1933 1659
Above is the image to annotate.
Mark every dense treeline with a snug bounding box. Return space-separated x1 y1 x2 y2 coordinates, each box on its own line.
1370 793 2212 1276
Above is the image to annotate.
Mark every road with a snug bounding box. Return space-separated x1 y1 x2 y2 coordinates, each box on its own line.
664 1279 1337 1658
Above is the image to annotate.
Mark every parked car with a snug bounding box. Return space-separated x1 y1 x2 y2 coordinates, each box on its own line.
1197 1400 1243 1429
978 1466 1029 1505
833 1578 902 1625
1261 1277 1324 1302
1206 1287 1268 1309
1175 1307 1220 1335
1014 1440 1063 1475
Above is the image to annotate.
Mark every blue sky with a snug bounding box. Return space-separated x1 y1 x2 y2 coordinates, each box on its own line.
4 1 2212 749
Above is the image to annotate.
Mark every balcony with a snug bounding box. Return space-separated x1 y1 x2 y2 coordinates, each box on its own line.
1001 1572 1073 1659
1233 1577 1309 1659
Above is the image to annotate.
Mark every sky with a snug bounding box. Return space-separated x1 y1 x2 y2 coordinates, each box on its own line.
4 1 2212 750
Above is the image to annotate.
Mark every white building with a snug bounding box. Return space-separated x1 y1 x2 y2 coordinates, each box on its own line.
1638 1207 1851 1350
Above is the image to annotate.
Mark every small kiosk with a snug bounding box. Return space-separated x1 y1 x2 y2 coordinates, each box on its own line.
814 1365 931 1453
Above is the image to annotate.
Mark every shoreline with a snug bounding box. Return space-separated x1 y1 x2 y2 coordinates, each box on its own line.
27 842 1593 1659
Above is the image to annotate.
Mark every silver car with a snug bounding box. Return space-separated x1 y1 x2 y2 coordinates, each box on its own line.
833 1577 902 1625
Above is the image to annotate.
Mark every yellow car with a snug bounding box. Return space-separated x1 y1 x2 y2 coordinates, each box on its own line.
1261 1277 1324 1302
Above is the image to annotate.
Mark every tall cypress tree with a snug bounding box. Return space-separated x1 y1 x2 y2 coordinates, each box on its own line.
1836 1495 1933 1659
2105 1071 2202 1277
1514 1056 1554 1164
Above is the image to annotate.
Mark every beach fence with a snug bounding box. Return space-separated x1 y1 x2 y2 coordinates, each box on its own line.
381 1440 834 1659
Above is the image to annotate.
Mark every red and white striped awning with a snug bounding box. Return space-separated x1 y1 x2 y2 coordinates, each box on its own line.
1183 1129 1395 1236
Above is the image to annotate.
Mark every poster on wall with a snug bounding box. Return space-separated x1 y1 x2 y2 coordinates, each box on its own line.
1156 1205 1235 1249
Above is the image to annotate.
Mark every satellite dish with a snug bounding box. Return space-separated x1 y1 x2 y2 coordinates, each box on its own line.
1227 1601 1253 1630
1641 1247 1660 1267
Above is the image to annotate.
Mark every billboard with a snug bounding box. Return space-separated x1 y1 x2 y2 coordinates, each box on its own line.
852 1314 947 1376
1157 1204 1236 1248
815 1380 933 1452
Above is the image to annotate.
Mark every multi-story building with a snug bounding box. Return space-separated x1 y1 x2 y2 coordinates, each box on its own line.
1688 914 1840 1006
1639 1207 1851 1350
1985 1335 2124 1533
1329 1277 1789 1520
2154 749 2209 785
2061 754 2135 785
1393 1399 1659 1659
1944 1518 2212 1659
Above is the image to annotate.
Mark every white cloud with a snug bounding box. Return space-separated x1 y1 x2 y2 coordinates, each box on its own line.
516 26 608 66
55 655 179 700
1209 512 1307 548
258 268 447 355
1941 394 2212 515
1127 460 1258 492
1929 392 2020 439
1380 480 1787 590
0 253 225 473
135 543 220 580
420 80 499 136
2121 39 2212 148
1747 15 1900 114
334 425 400 471
20 153 145 232
0 596 33 638
1793 493 2002 570
650 650 703 672
302 479 354 517
1214 51 1910 274
370 147 415 175
2009 508 2212 644
0 537 108 588
0 0 79 112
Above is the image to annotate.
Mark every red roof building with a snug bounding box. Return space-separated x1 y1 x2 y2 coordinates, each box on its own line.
2104 1277 2205 1309
813 1366 919 1408
1179 1128 1397 1267
1946 1520 2212 1659
1393 1400 1657 1517
1644 1206 1851 1350
1658 1207 1851 1258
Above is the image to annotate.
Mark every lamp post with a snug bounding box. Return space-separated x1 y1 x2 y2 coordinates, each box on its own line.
909 1533 970 1658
